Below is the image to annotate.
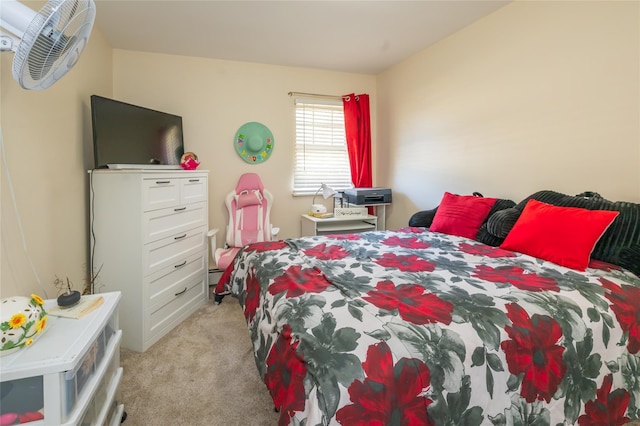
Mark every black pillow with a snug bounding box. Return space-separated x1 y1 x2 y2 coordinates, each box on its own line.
484 208 521 240
618 245 640 277
488 190 640 274
408 208 438 228
476 199 516 246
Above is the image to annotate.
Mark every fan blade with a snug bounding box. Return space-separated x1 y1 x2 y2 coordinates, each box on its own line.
27 31 73 81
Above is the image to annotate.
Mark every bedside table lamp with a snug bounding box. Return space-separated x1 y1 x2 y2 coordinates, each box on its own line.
311 183 337 214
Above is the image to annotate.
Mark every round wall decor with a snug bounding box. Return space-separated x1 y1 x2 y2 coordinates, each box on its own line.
234 122 274 164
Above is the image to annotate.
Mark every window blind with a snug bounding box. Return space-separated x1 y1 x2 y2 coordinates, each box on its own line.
293 98 352 195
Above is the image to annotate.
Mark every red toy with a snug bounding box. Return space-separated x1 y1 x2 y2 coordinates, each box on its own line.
180 152 200 170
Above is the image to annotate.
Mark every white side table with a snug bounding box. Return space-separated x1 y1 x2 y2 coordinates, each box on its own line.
300 214 378 236
0 292 125 425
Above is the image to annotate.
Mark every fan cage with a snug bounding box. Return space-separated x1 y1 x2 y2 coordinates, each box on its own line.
12 0 95 90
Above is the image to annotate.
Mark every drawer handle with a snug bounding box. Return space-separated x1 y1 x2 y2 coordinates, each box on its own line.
155 180 171 184
174 260 187 268
189 179 200 182
174 206 187 211
174 287 187 296
174 233 187 240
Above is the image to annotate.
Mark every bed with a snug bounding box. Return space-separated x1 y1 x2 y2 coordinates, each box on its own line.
216 190 640 425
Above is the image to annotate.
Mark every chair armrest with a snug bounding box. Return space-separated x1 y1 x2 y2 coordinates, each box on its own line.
207 229 220 262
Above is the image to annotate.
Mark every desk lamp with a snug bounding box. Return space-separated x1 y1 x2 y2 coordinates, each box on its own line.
311 183 337 214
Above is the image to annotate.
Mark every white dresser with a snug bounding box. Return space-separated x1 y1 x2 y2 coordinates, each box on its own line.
89 170 209 352
0 292 124 425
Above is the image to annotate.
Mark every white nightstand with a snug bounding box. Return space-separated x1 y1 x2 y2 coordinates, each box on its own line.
301 214 378 236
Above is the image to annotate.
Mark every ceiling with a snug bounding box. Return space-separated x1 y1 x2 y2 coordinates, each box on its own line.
93 0 510 75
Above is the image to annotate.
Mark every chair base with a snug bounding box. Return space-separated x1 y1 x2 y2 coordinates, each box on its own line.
209 268 225 304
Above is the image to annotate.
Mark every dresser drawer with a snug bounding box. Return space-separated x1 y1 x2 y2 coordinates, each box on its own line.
142 176 208 212
63 326 119 419
181 177 207 204
146 253 206 311
75 347 122 426
143 201 207 243
142 178 180 211
147 277 205 343
143 227 206 277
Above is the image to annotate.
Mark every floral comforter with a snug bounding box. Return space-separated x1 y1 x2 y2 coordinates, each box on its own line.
216 227 640 426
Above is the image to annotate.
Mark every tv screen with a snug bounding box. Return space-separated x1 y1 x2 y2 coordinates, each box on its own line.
91 95 185 169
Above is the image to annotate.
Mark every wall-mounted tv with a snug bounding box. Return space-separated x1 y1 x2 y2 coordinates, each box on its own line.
90 95 185 169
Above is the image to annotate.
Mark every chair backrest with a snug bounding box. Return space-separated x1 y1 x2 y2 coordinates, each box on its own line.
224 173 274 248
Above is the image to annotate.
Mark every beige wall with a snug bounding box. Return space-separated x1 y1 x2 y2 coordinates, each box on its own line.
0 31 375 298
378 0 640 230
111 50 377 247
1 28 113 298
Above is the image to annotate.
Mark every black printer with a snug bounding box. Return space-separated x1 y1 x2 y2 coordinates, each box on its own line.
343 187 392 205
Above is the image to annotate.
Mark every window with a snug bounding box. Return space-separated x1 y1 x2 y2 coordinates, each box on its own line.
293 98 352 195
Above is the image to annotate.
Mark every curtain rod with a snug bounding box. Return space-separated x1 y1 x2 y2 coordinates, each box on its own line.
288 91 346 100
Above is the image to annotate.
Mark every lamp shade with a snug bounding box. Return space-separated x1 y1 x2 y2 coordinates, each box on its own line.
320 183 337 199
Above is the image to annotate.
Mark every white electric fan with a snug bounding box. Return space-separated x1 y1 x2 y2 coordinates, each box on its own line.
0 0 96 90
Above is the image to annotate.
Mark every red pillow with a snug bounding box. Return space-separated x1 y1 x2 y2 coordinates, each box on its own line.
500 199 619 271
430 192 497 239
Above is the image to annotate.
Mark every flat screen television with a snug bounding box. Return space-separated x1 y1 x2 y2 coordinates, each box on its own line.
90 95 185 169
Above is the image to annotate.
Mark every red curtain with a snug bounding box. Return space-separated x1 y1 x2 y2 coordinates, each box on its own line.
343 93 372 189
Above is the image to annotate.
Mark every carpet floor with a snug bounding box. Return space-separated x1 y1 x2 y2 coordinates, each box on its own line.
119 296 278 426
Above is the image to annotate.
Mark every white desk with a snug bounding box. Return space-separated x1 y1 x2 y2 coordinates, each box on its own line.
301 214 378 236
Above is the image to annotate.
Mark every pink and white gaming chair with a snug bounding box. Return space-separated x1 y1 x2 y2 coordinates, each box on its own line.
207 173 279 274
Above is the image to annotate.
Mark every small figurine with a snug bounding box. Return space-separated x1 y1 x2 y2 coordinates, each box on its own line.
56 277 81 308
180 152 200 170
